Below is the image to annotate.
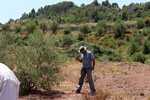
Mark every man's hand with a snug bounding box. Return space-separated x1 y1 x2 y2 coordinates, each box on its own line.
76 56 82 62
76 56 79 60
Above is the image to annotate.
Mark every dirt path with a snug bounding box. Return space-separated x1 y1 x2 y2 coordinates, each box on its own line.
20 62 150 100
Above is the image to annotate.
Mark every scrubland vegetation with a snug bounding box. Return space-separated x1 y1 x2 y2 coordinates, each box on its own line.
1 0 150 96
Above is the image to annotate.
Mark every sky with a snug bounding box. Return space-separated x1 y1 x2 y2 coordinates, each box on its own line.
0 0 149 24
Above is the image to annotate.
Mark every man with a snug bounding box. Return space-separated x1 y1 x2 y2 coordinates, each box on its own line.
76 46 96 95
0 63 20 100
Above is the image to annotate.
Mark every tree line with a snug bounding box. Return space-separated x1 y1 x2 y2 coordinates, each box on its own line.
20 0 150 24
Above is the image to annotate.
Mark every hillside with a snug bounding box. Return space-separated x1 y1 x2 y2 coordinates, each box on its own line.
20 0 150 24
1 0 150 99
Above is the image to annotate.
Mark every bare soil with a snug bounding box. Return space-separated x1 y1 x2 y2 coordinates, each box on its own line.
19 62 150 100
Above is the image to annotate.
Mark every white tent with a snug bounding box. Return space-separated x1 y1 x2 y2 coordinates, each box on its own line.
0 63 20 100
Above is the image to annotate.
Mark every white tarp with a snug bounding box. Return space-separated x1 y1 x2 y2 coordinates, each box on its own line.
0 63 20 100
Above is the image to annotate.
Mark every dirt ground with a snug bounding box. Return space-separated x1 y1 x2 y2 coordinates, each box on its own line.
19 62 150 100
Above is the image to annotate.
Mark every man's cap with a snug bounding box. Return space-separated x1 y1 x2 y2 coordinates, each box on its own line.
78 46 86 53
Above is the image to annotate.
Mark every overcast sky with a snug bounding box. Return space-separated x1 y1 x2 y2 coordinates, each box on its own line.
0 0 149 24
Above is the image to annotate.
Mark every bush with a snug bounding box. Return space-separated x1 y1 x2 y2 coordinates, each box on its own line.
144 17 150 27
136 19 145 29
108 53 122 62
51 22 59 34
113 21 127 39
0 31 64 95
143 40 150 54
132 52 146 63
128 43 139 55
62 35 75 47
2 24 10 31
80 25 91 34
64 27 71 34
15 25 22 33
96 21 107 36
39 23 48 33
78 33 86 41
26 21 37 33
67 42 104 58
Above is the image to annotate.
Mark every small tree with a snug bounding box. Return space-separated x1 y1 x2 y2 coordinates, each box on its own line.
113 21 127 39
15 25 22 33
80 25 91 34
132 52 146 63
128 43 139 56
26 21 37 33
143 40 150 54
39 23 47 33
62 35 75 47
64 27 71 34
136 19 145 29
96 21 107 36
144 17 150 27
51 22 59 34
2 24 10 31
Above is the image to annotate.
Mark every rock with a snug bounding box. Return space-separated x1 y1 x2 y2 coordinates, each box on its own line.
140 93 144 96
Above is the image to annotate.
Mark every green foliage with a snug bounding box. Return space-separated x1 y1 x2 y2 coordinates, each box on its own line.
132 52 146 63
2 24 10 31
0 31 64 95
144 17 150 27
108 53 122 62
62 35 75 47
29 9 36 19
64 27 71 34
96 21 107 36
113 21 127 39
121 11 128 20
102 0 111 7
128 43 139 55
136 19 145 29
15 25 22 33
67 42 103 58
80 25 91 34
26 21 37 33
51 22 59 34
143 40 150 54
8 18 14 24
78 33 85 41
39 23 48 33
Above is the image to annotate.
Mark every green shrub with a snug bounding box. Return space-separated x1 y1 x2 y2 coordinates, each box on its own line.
67 42 103 58
39 23 48 33
136 19 145 29
96 21 107 36
144 17 150 27
132 52 146 63
129 33 143 45
143 40 150 54
96 28 105 36
51 22 59 34
26 21 37 33
0 31 64 95
2 24 10 31
64 27 71 34
15 25 22 33
108 53 122 62
78 33 86 41
80 25 91 34
128 43 139 55
113 21 127 39
62 35 75 47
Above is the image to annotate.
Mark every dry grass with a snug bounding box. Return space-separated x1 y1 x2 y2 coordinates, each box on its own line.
99 65 120 73
82 89 111 100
